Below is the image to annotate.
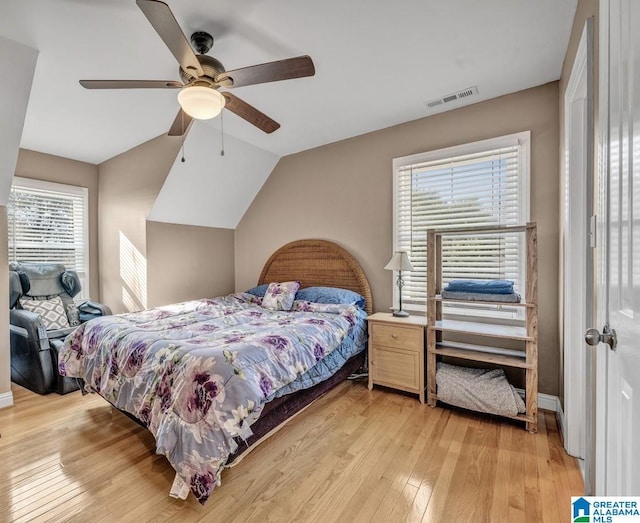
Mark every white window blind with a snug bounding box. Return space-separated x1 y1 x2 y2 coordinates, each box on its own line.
8 177 89 297
392 132 530 316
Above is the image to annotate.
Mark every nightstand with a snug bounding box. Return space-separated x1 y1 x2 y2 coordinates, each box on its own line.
366 312 427 403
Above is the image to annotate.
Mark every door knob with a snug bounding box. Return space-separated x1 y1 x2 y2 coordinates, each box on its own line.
584 324 617 350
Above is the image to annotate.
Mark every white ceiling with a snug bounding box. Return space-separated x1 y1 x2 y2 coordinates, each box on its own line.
0 0 577 166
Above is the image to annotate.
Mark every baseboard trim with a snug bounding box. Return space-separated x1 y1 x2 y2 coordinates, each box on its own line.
0 391 14 410
538 391 562 413
516 389 561 413
554 396 566 438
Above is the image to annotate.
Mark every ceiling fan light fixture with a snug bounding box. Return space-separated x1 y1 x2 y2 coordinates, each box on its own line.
177 85 225 119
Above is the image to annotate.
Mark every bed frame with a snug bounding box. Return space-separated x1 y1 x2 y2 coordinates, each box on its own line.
258 239 373 315
227 238 373 463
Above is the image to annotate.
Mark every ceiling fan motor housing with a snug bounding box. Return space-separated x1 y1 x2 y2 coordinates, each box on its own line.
180 53 226 84
180 32 226 84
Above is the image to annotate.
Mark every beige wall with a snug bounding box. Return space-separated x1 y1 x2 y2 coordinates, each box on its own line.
98 133 235 313
13 149 100 300
98 134 176 313
558 0 599 406
146 221 234 307
236 82 561 396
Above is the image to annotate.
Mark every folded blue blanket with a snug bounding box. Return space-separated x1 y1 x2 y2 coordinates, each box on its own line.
444 279 514 295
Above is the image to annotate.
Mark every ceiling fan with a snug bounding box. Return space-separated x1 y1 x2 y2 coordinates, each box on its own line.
80 0 315 137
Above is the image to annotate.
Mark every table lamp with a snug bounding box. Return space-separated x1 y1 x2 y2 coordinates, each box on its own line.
384 251 414 317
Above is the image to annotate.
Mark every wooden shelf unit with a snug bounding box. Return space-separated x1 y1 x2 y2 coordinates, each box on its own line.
426 222 539 432
430 295 535 308
432 319 532 340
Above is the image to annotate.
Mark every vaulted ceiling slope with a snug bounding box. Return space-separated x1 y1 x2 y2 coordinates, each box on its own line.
148 121 279 229
0 37 37 205
1 0 577 165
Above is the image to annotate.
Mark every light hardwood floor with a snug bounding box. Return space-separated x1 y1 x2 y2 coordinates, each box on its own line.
0 380 583 522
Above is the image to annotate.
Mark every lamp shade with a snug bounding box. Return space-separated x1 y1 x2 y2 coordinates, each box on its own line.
177 85 226 119
384 251 414 272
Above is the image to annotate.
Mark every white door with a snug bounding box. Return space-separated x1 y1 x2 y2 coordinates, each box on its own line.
596 0 640 495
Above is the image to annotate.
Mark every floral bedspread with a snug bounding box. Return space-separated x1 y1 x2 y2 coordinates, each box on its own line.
59 293 361 504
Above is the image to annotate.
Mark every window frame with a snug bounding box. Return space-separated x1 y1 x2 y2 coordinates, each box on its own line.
8 176 90 299
391 131 531 320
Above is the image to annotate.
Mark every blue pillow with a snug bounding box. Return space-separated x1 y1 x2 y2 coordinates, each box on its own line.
295 286 366 308
245 284 269 297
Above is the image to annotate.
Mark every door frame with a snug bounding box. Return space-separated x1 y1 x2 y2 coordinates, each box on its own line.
595 0 610 495
562 17 594 476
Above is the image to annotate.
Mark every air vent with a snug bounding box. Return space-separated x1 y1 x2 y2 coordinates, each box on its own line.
424 86 479 111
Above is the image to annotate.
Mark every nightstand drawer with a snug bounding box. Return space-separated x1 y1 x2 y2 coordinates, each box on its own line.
370 323 422 351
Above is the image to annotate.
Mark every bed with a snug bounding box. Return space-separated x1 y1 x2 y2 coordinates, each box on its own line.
58 239 372 504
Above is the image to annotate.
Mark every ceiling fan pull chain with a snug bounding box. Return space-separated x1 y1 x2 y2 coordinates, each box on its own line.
181 110 186 162
220 110 225 156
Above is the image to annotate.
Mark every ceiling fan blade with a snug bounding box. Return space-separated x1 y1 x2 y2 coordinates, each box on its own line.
222 93 280 134
167 108 194 136
80 80 182 89
136 0 204 77
216 55 315 88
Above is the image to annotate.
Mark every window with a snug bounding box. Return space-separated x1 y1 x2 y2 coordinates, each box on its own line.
8 177 89 298
392 131 530 318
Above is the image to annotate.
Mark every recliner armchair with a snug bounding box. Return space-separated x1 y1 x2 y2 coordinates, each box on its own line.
9 262 111 395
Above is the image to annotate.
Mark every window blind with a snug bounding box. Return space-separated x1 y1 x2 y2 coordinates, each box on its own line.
394 133 529 314
8 178 89 296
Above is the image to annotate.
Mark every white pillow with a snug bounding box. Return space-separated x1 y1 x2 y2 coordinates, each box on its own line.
21 296 71 330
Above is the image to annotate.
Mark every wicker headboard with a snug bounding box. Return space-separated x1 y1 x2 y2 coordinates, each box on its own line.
258 239 373 315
